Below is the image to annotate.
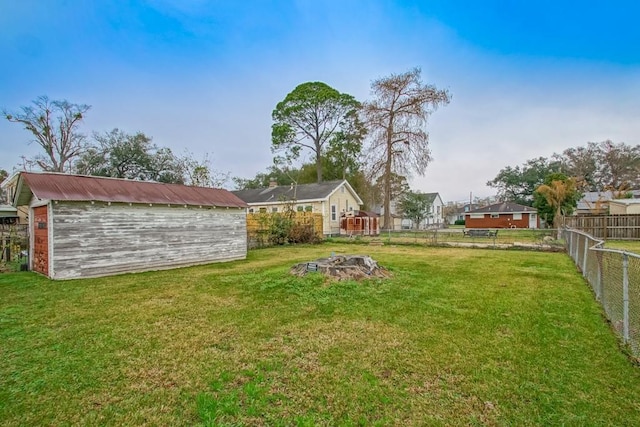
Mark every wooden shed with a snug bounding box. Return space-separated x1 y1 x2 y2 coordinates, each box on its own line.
340 210 380 236
12 172 248 280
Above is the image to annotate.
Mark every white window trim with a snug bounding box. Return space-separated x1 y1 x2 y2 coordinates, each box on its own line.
331 205 337 221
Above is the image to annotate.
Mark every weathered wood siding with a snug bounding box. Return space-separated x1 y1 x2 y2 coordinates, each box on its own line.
49 202 247 279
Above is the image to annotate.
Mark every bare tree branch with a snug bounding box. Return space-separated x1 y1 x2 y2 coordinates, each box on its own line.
363 68 451 229
4 96 91 172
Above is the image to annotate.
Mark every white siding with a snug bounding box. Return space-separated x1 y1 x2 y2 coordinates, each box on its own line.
50 202 246 279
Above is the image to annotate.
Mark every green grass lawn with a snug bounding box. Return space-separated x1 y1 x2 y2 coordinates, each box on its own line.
2 244 640 426
605 240 640 254
334 229 563 248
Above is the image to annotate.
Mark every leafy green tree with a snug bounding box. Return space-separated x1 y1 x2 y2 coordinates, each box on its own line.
553 144 599 191
75 129 184 183
271 82 364 183
491 141 639 199
233 164 300 190
4 96 91 172
363 68 450 229
487 157 561 206
398 191 432 229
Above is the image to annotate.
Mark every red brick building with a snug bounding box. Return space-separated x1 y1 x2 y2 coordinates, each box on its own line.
465 202 539 229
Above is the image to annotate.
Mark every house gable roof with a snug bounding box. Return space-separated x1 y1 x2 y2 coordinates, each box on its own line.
14 172 248 208
232 180 363 205
422 192 442 205
467 202 537 214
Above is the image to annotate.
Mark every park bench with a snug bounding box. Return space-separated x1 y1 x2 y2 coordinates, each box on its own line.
463 229 498 238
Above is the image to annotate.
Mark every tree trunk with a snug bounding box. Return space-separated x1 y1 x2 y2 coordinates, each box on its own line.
383 127 393 230
555 205 562 239
315 140 323 183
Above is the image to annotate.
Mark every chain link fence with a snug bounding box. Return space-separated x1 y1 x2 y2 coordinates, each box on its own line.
563 228 640 357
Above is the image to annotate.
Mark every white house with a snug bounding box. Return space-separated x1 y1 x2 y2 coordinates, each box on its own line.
379 192 445 230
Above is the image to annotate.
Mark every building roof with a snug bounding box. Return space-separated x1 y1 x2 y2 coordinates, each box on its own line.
576 191 614 211
422 192 441 204
608 198 640 206
576 190 640 211
232 180 363 205
341 210 379 218
467 202 537 214
13 172 248 208
0 204 18 217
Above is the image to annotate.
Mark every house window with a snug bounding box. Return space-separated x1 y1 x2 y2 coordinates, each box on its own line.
341 186 345 193
490 213 499 218
305 205 312 212
297 206 304 212
513 213 522 220
248 208 254 213
259 207 267 213
331 205 337 221
272 207 278 213
470 213 484 219
345 199 348 211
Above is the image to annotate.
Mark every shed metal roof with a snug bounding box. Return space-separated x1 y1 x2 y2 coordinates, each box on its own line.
15 172 248 208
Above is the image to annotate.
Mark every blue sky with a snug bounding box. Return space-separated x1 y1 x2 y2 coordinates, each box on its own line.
1 0 639 202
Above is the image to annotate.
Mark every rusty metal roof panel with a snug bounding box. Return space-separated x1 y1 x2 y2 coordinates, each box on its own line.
20 172 248 208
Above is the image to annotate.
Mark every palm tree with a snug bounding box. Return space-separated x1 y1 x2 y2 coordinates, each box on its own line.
536 178 577 236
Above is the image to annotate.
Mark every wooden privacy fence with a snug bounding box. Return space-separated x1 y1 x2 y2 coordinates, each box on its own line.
563 215 640 240
246 212 323 248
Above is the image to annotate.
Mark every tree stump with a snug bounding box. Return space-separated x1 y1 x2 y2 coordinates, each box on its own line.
290 254 390 281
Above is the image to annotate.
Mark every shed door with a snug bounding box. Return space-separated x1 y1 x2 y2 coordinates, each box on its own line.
33 206 49 276
529 213 538 229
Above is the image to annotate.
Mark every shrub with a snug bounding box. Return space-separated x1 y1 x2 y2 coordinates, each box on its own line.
287 223 319 244
454 219 466 226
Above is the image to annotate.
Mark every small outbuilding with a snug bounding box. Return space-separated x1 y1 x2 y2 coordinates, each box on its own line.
465 202 539 229
609 199 640 215
340 210 380 236
12 172 248 279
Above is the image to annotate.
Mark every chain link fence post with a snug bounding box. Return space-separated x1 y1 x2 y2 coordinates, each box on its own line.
623 253 630 343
